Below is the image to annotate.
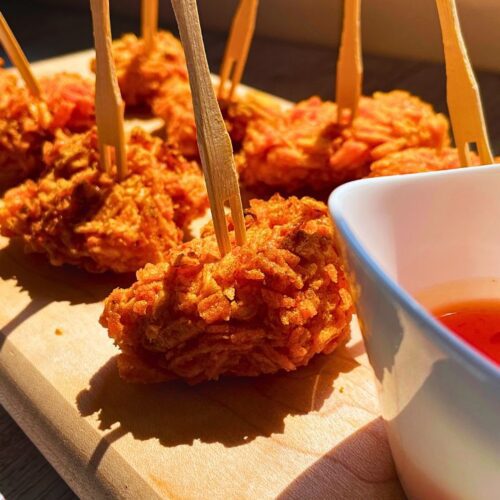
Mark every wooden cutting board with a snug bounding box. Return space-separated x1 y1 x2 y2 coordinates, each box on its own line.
0 51 405 499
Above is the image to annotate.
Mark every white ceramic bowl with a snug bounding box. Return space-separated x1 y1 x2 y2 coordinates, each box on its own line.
329 164 500 500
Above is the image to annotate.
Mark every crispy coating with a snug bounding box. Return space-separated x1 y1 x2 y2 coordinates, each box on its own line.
101 195 353 383
238 91 450 193
39 72 95 132
151 76 196 156
152 76 284 158
0 65 48 189
0 62 95 190
0 127 208 273
96 31 187 109
103 31 282 156
368 147 479 176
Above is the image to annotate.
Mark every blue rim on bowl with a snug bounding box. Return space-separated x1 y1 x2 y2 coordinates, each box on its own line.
329 165 500 385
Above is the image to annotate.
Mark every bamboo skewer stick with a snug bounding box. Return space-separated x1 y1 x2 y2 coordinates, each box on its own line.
0 12 40 97
171 0 246 257
218 0 259 101
141 0 159 52
335 0 362 125
90 0 127 179
436 0 493 166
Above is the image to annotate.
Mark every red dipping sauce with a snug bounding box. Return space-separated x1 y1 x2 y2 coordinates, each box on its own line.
434 300 500 366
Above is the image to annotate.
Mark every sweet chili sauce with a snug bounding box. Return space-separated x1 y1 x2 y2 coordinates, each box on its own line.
433 300 500 366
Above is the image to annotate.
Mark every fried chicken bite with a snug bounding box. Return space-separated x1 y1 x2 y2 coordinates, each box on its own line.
94 31 187 109
0 62 95 190
368 147 478 176
152 76 284 158
238 90 450 194
39 72 95 132
96 31 282 158
0 127 208 273
101 195 353 384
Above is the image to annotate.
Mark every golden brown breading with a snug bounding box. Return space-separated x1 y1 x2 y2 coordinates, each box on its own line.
106 30 282 158
39 72 95 132
151 75 197 156
152 76 284 158
95 31 187 109
101 195 353 383
238 91 450 193
368 147 479 177
0 62 95 190
0 66 49 189
0 127 208 273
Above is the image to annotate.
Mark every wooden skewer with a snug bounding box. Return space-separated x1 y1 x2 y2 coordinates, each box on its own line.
436 0 493 166
335 0 362 125
218 0 259 101
141 0 158 53
0 11 40 97
90 0 127 179
171 0 246 256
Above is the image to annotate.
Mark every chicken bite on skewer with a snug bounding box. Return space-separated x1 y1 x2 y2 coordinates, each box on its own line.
152 76 284 159
368 146 483 177
101 195 353 384
238 90 450 194
0 61 95 190
40 72 95 132
94 31 187 109
100 32 282 159
0 127 208 273
369 142 500 177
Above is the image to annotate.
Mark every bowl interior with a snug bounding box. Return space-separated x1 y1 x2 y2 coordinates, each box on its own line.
331 164 500 296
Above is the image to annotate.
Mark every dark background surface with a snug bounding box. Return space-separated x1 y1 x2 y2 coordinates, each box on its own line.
0 0 499 498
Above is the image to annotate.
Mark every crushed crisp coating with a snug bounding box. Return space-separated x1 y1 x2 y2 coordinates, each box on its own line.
368 146 479 176
0 127 208 273
238 91 450 193
94 31 187 109
39 72 95 132
100 195 353 384
152 76 283 158
102 31 281 157
0 61 95 190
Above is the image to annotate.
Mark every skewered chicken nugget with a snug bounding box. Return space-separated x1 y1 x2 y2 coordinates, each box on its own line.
368 146 480 176
0 66 45 189
100 31 282 158
0 127 207 273
238 91 450 193
39 72 95 132
152 76 284 158
94 31 187 109
0 62 95 190
101 195 353 383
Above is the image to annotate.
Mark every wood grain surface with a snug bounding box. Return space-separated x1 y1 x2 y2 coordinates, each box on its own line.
0 1 499 498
